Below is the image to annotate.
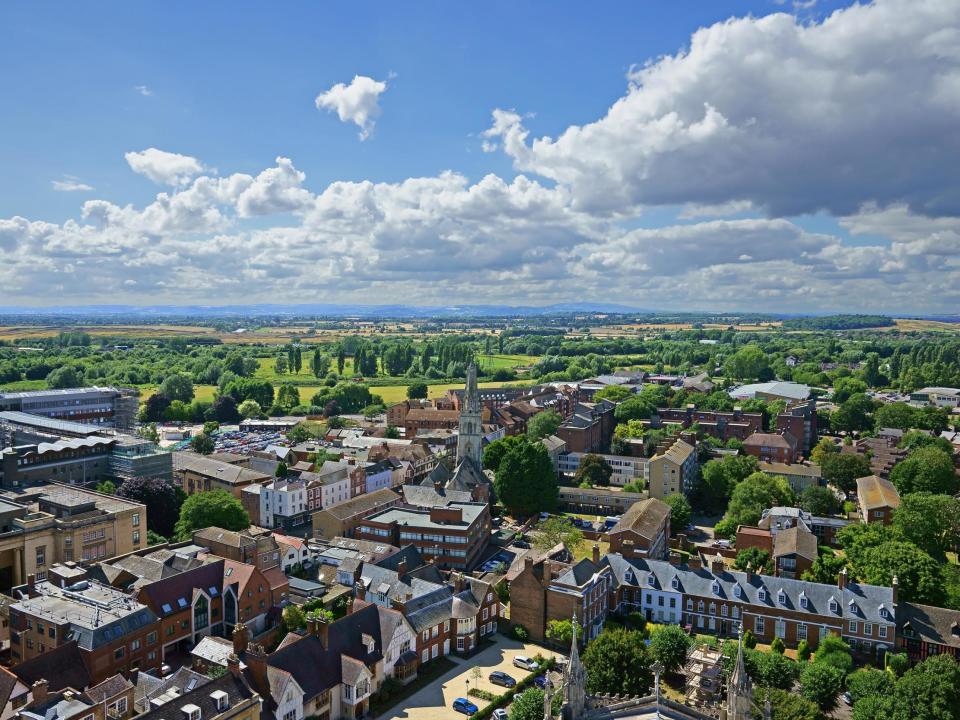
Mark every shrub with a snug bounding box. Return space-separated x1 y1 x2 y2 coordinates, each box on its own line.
513 625 529 641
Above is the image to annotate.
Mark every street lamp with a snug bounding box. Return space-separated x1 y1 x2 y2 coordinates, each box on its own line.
651 662 664 714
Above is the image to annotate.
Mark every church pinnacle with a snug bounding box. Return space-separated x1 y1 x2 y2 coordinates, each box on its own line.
456 362 483 468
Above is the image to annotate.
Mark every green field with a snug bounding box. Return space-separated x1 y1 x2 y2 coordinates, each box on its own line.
474 353 538 371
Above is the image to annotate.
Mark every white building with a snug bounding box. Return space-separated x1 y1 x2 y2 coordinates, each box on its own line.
909 386 960 408
260 477 309 531
558 452 648 486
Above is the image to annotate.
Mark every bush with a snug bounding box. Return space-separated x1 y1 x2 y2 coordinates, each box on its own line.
513 625 529 641
743 630 757 649
770 637 785 655
797 639 811 662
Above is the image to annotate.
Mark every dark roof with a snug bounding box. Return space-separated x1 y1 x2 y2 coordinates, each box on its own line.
376 545 426 574
267 602 384 700
773 526 818 561
83 674 132 704
12 641 91 693
139 559 225 617
612 498 670 540
0 665 21 713
899 602 960 650
138 671 256 720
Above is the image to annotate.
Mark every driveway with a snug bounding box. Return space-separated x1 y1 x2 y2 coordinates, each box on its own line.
377 636 563 720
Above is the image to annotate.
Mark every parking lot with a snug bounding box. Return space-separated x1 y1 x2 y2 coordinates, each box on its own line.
378 636 562 720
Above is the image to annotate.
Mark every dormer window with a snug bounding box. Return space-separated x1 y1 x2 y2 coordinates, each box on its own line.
625 570 634 583
733 585 742 598
671 576 679 589
758 588 767 602
712 581 720 595
777 590 786 606
879 604 888 619
829 598 839 613
646 575 655 587
800 593 808 609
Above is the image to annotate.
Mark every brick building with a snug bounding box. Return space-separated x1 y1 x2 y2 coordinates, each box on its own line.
311 488 402 540
856 475 900 525
555 401 616 454
743 432 798 464
607 498 671 560
897 602 960 662
651 405 763 443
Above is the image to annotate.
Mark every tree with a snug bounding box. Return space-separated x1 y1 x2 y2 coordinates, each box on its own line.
46 365 83 388
582 627 653 697
575 454 614 487
890 447 958 496
311 349 329 379
545 618 580 646
885 652 910 678
857 541 945 605
733 547 773 575
211 394 240 423
873 402 919 431
483 435 526 472
814 636 854 675
800 663 845 710
159 372 195 403
174 490 250 540
509 688 547 720
191 433 215 455
846 668 895 706
819 452 872 494
664 493 692 532
770 637 785 655
649 624 692 673
832 377 868 404
752 651 798 690
276 384 301 410
753 688 820 720
801 547 847 584
810 437 840 465
276 461 288 478
407 382 428 399
534 516 583 553
594 385 635 403
696 455 759 509
274 355 288 375
336 348 346 375
362 403 385 419
494 439 559 517
892 492 960 557
141 393 172 422
527 410 562 440
146 530 167 546
715 472 793 537
614 396 656 423
888 653 960 720
796 639 811 662
800 485 839 516
899 430 954 454
95 480 116 495
117 476 184 538
724 345 772 381
238 399 262 419
385 425 400 439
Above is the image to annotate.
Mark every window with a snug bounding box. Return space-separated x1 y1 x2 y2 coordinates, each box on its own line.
131 639 141 651
712 581 720 595
422 630 429 642
697 601 704 613
115 647 125 660
800 594 808 610
755 617 765 634
109 698 128 715
35 546 46 567
777 590 786 606
732 607 739 619
48 627 55 638
775 619 786 638
647 575 655 587
431 626 438 639
669 597 676 608
829 599 838 613
194 596 209 631
721 604 728 617
283 712 296 720
864 623 873 636
431 644 438 659
758 588 767 602
457 637 464 651
167 625 175 637
849 621 858 633
671 577 679 589
879 625 887 639
798 623 807 640
734 585 742 598
133 530 140 545
133 513 140 527
443 621 450 632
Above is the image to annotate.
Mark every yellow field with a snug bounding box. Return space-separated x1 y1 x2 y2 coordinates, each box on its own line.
889 318 960 333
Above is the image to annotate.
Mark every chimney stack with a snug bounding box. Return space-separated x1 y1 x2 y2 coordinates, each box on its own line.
306 614 318 636
745 563 753 582
27 573 35 593
227 653 241 679
244 644 268 697
710 555 725 576
31 679 48 705
592 544 600 564
397 559 407 578
891 575 899 605
232 622 249 656
355 580 366 602
317 613 329 649
838 567 848 590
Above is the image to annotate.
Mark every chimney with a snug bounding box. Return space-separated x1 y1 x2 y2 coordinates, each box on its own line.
346 597 355 615
397 559 407 578
355 580 366 602
453 572 467 593
592 544 600 564
710 555 725 576
306 614 317 636
232 622 249 656
316 613 329 649
227 653 241 679
891 575 899 605
838 566 848 590
688 556 701 571
31 680 48 705
27 573 35 593
745 563 753 582
244 644 268 697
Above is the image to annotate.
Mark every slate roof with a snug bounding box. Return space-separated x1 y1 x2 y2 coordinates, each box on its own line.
744 432 796 449
83 674 132 704
139 560 225 617
138 671 256 720
898 602 960 650
12 642 92 693
773 526 818 561
190 636 236 668
401 484 472 508
555 558 603 588
446 458 488 493
317 488 399 520
360 563 447 607
267 602 383 700
173 452 270 485
0 666 21 716
602 554 895 626
134 668 208 714
611 498 670 540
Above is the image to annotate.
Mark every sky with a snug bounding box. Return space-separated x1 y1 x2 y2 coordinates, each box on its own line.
1 0 959 313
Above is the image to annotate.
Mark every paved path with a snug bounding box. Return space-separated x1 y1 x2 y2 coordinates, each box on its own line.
377 636 562 720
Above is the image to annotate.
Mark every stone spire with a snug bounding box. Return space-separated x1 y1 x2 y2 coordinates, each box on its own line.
544 676 554 720
456 363 483 469
562 613 586 720
728 624 754 720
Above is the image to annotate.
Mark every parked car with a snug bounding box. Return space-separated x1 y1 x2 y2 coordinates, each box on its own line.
712 539 732 548
539 511 550 521
492 710 509 720
581 520 594 530
453 698 479 715
489 671 517 688
513 540 530 549
533 674 548 689
513 655 540 672
841 692 852 706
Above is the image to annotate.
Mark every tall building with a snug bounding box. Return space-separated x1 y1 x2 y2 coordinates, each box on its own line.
456 363 482 469
0 388 139 430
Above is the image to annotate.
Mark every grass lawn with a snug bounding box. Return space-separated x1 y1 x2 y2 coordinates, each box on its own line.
475 353 538 370
572 540 609 562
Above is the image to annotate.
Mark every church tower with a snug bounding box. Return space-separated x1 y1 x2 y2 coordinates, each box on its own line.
728 625 754 720
562 614 586 720
456 363 483 468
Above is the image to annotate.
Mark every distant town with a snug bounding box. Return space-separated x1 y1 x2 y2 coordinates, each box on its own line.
0 311 954 720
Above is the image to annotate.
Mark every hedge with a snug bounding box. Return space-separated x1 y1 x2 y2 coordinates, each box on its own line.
471 657 558 720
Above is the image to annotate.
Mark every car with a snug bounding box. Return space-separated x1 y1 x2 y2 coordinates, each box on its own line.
712 539 732 548
513 540 530 549
539 511 550 521
841 692 853 706
513 655 540 672
581 521 594 530
489 671 517 688
453 698 479 715
492 710 509 720
571 517 583 527
533 674 548 689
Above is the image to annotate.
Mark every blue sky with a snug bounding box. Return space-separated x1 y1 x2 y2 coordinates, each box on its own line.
1 0 957 312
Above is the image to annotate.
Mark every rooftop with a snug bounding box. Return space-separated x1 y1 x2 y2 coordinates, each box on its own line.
856 475 901 511
172 452 270 485
316 487 399 520
363 501 487 530
0 411 105 437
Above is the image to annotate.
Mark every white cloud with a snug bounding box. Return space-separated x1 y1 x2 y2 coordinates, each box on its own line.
484 0 960 218
236 157 313 217
52 178 94 192
315 75 388 140
133 85 153 97
125 148 207 186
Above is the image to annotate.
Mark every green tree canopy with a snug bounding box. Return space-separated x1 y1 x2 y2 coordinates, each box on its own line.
697 454 760 509
649 624 692 673
545 618 580 646
575 454 614 487
494 438 558 517
664 493 692 532
527 409 562 440
830 393 876 432
613 396 656 423
117 475 184 538
846 668 895 706
800 662 845 710
800 485 839 516
857 540 945 605
594 385 635 403
724 345 772 381
819 452 873 494
482 434 526 472
733 546 773 575
534 516 584 553
174 490 250 541
509 688 548 720
190 433 214 455
406 382 428 399
159 372 195 403
582 627 653 697
890 447 958 495
715 472 794 537
892 492 960 558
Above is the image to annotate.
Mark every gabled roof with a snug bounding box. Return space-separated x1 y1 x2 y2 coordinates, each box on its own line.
773 526 818 561
12 642 91 693
402 484 472 508
898 602 960 650
139 559 225 617
856 475 901 511
83 674 132 704
138 671 256 720
611 498 670 540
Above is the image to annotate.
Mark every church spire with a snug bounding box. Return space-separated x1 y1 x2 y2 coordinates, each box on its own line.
728 624 754 720
562 613 586 720
456 363 483 468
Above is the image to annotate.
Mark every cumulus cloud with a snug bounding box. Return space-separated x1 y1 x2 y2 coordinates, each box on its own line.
315 75 388 140
51 177 94 192
484 0 960 217
125 148 208 186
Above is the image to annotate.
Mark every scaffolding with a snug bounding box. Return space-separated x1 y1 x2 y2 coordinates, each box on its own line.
683 645 725 708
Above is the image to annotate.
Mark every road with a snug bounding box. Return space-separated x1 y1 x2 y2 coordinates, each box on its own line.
376 636 562 720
